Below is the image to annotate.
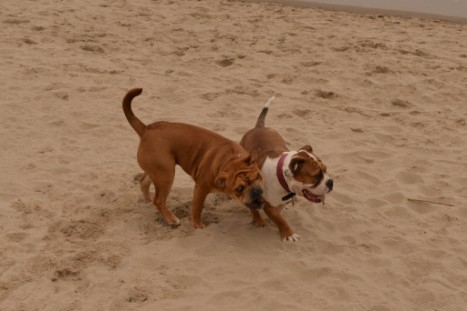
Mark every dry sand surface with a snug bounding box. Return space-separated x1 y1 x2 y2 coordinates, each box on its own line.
1 0 467 310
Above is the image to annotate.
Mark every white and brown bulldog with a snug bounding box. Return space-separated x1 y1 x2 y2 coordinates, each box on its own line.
240 96 333 241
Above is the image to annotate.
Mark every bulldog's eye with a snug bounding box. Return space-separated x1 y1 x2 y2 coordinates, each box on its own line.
236 185 244 193
314 173 323 182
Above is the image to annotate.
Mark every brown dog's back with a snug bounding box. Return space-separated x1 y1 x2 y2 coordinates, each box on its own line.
139 121 242 180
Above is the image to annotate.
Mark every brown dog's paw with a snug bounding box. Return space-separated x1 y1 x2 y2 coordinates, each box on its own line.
142 196 152 203
192 221 206 229
251 216 266 227
166 216 181 227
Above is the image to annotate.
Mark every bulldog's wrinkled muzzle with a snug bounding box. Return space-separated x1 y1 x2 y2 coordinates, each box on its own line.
246 187 264 209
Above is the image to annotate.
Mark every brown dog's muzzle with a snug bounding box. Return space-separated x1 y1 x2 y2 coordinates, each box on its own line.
245 187 264 210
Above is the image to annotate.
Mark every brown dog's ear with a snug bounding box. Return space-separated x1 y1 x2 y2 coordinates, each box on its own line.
289 157 305 175
298 145 313 153
215 173 228 189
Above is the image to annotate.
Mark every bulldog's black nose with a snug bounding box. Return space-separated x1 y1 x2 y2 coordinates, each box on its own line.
326 179 334 191
249 187 263 200
247 187 264 210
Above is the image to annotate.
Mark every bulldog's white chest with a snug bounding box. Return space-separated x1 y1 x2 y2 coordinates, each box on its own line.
261 154 294 207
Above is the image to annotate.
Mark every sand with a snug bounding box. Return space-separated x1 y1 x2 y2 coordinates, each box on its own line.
1 0 467 310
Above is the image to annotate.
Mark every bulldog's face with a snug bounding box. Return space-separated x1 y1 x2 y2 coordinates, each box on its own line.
215 153 264 210
286 145 333 204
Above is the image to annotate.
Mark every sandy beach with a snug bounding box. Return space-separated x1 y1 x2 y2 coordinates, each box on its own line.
1 0 467 310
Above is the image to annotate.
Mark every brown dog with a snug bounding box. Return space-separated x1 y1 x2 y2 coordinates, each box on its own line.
123 88 264 228
240 96 333 241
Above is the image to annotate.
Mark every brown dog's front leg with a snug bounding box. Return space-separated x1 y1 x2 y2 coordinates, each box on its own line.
263 202 299 241
250 209 266 227
191 184 209 229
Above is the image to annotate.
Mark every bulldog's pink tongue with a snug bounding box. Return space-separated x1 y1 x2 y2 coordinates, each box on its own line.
303 189 325 204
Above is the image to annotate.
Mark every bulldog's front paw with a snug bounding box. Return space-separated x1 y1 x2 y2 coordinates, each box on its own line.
251 212 266 227
281 232 300 242
192 220 206 229
165 215 181 227
252 217 266 227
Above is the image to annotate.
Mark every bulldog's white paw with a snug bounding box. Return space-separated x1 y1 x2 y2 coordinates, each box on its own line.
283 233 300 242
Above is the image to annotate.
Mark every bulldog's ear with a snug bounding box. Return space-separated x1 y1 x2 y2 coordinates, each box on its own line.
289 157 305 175
299 145 313 153
215 173 228 189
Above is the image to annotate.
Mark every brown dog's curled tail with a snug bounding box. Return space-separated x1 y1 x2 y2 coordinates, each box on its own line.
255 95 275 128
123 88 146 137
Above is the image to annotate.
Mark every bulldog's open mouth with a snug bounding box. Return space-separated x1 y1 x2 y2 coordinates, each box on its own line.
302 189 325 204
246 197 264 210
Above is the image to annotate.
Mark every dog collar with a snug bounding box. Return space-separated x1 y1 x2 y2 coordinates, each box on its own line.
276 152 296 201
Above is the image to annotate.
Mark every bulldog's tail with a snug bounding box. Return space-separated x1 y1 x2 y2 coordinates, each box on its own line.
123 88 146 137
255 95 275 128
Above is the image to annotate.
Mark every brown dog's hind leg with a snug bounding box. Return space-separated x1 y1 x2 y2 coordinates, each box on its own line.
140 173 152 202
191 184 209 229
148 170 180 227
